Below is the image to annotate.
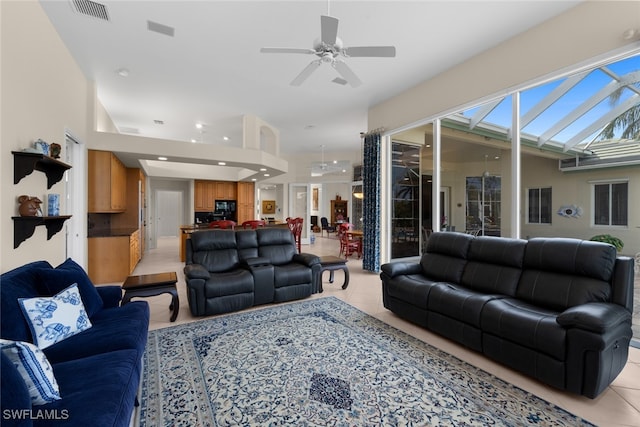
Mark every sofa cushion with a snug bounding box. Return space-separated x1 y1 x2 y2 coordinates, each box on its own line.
273 264 312 288
0 339 61 405
236 229 259 261
190 230 240 272
461 236 526 296
481 298 566 360
420 232 472 283
1 261 53 343
42 302 149 364
517 238 615 311
428 283 505 328
37 258 104 317
205 270 254 298
257 228 297 265
19 284 92 349
385 274 439 307
39 349 141 427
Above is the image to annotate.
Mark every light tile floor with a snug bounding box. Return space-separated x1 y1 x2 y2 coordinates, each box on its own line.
127 234 640 427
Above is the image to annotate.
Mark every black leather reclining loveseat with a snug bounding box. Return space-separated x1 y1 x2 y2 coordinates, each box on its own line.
380 232 635 398
184 228 321 316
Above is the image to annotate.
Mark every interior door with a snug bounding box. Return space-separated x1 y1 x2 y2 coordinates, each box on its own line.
156 190 182 238
288 183 310 244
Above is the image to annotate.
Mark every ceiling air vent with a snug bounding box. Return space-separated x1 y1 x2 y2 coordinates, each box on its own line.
70 0 109 21
147 20 175 37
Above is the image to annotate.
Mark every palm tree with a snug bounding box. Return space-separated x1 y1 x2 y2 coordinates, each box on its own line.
596 84 640 141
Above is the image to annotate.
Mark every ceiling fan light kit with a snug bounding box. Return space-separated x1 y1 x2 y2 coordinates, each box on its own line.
261 14 396 87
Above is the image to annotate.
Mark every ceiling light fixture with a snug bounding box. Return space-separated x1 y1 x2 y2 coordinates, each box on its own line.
116 68 129 77
218 162 226 166
158 156 168 161
223 136 229 141
195 123 203 129
264 173 270 177
260 168 267 172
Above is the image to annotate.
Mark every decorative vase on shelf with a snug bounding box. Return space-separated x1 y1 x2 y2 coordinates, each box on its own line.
33 139 50 156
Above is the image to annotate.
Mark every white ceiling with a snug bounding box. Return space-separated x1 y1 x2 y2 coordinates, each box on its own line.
39 0 580 177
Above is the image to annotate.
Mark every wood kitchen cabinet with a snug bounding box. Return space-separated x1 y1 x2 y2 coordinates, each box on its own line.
216 181 236 200
194 180 237 212
88 150 127 212
111 168 146 256
236 181 255 224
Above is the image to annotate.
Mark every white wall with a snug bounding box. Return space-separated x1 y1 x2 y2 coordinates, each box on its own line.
369 2 640 133
1 1 90 272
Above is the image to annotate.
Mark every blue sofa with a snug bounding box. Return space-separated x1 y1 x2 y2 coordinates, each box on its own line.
1 259 150 427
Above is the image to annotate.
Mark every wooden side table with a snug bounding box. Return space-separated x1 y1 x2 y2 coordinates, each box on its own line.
318 256 350 292
122 272 179 322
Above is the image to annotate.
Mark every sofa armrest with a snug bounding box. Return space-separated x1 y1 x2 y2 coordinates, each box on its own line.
242 257 271 267
1 353 32 423
184 264 210 280
557 303 631 333
294 253 320 267
380 262 423 278
96 285 122 308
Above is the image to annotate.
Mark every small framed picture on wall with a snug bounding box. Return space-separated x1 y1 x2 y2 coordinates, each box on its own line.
262 200 276 215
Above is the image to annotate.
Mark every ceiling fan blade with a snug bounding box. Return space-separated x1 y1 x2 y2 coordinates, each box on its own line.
343 46 396 57
321 15 339 46
261 47 316 54
291 60 322 86
333 60 362 88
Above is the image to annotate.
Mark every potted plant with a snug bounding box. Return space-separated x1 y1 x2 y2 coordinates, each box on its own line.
589 234 624 252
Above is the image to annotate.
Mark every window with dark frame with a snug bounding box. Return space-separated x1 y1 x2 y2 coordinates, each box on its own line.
593 182 628 226
527 187 552 224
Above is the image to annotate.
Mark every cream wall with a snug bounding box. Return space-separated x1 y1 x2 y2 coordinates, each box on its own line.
370 2 640 132
1 1 91 272
521 156 640 256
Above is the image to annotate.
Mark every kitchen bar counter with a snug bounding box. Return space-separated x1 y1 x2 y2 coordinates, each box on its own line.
88 227 139 238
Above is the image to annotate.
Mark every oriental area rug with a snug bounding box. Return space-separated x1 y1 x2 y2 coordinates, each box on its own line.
138 297 593 426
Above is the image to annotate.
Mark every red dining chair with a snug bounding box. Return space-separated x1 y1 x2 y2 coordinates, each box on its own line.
286 217 304 253
340 230 361 259
208 220 236 229
242 220 266 229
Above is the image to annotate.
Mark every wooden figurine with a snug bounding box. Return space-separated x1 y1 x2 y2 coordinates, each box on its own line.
18 195 43 217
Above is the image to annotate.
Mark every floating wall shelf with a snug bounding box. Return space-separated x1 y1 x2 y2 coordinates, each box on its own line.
13 151 71 189
12 216 72 248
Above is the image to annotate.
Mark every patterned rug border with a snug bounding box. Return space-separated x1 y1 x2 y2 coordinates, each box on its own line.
140 296 595 426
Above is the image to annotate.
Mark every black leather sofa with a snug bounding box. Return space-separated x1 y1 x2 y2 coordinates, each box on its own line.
184 228 321 316
381 232 635 398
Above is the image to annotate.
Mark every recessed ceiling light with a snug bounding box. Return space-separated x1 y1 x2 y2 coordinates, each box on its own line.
153 119 164 125
264 174 270 177
191 139 196 143
223 136 229 141
333 160 337 164
251 178 257 181
218 162 226 166
195 123 203 129
116 68 129 77
158 156 167 161
260 168 267 172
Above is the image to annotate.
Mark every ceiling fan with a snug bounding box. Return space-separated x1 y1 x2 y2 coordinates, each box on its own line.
260 13 396 88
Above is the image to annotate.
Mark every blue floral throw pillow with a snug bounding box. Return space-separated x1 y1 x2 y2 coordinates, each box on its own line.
0 339 61 405
19 283 92 349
